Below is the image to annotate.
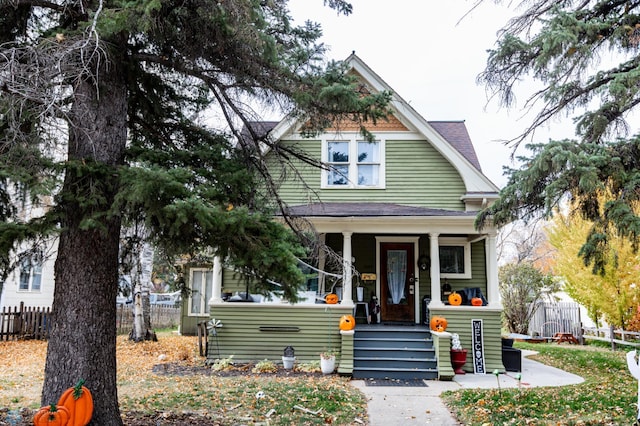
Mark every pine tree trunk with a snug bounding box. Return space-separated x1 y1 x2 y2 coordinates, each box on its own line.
42 47 127 425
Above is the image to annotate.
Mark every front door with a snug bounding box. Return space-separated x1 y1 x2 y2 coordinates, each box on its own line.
380 242 415 323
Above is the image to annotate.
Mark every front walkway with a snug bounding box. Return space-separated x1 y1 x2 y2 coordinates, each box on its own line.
352 349 584 425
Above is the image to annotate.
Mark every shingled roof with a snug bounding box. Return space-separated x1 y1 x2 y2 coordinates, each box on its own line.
428 121 482 171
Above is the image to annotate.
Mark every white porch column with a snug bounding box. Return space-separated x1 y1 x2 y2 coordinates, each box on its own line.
342 231 353 305
429 233 445 308
485 230 501 308
209 255 223 304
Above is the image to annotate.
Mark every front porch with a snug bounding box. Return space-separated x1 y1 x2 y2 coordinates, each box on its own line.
205 302 506 380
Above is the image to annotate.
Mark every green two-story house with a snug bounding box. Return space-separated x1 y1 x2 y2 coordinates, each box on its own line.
182 54 504 380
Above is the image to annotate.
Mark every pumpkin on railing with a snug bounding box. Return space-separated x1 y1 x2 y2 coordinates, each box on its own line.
430 315 448 332
325 293 339 304
448 292 462 306
471 297 483 306
339 314 356 331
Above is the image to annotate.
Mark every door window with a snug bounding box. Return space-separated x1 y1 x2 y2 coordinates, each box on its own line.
386 249 407 304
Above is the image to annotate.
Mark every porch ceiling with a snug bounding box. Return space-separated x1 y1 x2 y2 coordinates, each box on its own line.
282 203 484 234
285 202 476 218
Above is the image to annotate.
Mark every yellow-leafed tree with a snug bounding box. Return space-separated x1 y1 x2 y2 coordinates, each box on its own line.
546 192 640 329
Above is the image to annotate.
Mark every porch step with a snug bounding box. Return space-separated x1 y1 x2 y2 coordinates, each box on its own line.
355 346 433 358
352 366 438 380
352 325 437 380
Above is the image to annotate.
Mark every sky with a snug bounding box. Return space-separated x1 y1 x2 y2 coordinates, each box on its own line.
287 1 577 187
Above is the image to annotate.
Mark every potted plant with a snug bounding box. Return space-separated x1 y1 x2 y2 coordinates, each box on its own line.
320 349 337 374
282 346 296 370
450 333 467 375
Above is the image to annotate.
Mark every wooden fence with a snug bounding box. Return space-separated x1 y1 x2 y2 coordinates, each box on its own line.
116 304 181 335
0 302 50 341
0 303 181 340
528 301 583 341
583 326 640 349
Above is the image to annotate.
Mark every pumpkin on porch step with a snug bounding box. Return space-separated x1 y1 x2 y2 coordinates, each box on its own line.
471 297 483 306
448 292 462 306
339 314 356 331
325 293 339 304
429 315 448 332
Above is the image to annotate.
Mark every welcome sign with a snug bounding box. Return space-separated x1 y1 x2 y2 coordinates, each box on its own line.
471 319 486 374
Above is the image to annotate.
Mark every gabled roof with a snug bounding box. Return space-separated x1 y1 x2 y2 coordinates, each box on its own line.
267 53 499 194
429 121 482 172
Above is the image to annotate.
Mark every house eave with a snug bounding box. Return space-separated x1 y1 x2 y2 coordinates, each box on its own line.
281 215 491 235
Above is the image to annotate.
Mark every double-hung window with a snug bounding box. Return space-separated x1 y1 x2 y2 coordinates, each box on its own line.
439 238 472 279
189 268 213 315
18 257 42 292
324 137 384 188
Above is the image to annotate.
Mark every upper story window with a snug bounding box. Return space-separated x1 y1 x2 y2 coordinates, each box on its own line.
323 137 385 188
439 238 471 279
18 257 42 292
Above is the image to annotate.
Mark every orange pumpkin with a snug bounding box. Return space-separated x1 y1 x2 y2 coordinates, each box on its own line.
339 314 356 331
429 315 448 332
325 293 339 304
58 379 93 426
448 292 462 306
33 404 70 426
471 297 483 306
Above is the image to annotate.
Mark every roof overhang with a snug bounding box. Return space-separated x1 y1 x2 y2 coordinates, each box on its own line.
280 203 495 235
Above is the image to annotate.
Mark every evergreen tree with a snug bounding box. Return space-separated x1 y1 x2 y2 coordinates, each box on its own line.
475 1 640 273
0 1 390 423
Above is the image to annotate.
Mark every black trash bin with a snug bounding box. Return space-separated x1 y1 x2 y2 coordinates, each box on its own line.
502 342 522 372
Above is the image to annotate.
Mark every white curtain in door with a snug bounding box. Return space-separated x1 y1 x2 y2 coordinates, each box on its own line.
387 250 407 304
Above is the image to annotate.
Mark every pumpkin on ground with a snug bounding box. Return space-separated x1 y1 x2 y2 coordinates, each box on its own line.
448 292 462 306
58 379 94 426
339 314 356 331
471 297 483 306
33 404 70 426
429 315 448 332
325 293 339 304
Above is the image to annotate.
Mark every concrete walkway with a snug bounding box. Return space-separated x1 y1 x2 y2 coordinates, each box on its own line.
351 350 585 425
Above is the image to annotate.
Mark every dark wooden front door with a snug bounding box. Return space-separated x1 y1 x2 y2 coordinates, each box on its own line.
380 243 415 322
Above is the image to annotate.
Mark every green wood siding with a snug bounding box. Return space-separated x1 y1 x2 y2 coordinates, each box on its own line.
430 308 504 373
432 331 455 380
179 299 207 335
270 138 466 210
207 304 353 364
445 241 487 299
418 239 487 304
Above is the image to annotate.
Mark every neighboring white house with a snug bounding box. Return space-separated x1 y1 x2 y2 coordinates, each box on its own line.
0 239 57 310
1 186 58 311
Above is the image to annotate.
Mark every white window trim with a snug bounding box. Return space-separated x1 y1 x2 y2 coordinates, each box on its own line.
321 135 386 189
188 267 213 317
17 258 43 293
439 237 472 279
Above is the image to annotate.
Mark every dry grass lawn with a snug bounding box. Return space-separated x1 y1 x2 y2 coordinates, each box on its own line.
0 333 200 410
0 333 368 425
